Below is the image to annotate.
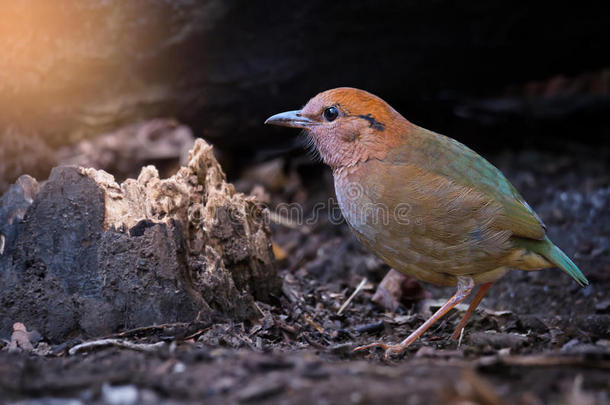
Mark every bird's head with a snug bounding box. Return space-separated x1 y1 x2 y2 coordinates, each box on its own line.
265 87 409 169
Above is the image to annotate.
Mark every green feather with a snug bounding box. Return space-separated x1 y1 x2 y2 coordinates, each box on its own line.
389 126 548 240
511 236 589 287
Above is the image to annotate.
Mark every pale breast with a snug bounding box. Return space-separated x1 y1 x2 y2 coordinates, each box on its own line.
333 161 514 285
334 172 382 243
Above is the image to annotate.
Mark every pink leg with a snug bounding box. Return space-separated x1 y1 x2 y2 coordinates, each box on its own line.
354 276 475 359
450 282 493 340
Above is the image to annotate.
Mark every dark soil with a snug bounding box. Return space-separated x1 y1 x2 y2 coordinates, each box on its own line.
1 145 609 405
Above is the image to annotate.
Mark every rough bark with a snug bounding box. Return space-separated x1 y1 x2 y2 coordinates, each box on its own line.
0 140 280 342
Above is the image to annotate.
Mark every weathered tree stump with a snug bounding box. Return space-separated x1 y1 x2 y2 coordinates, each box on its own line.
0 140 281 342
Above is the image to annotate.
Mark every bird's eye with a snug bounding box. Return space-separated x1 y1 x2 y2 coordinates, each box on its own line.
323 106 339 122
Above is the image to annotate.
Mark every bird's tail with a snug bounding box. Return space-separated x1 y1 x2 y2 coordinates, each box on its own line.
512 236 589 287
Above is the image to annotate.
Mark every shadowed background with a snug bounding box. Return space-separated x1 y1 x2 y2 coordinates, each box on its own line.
1 3 609 403
1 0 609 191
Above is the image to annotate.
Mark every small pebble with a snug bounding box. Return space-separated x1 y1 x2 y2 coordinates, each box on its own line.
354 321 384 334
595 299 610 313
101 384 138 405
468 331 528 350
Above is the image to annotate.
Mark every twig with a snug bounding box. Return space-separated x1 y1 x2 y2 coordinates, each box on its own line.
458 327 464 348
183 327 212 341
281 284 300 304
277 321 297 335
338 277 367 315
268 211 310 233
304 314 324 334
302 333 327 350
109 322 190 338
253 301 265 317
68 338 166 355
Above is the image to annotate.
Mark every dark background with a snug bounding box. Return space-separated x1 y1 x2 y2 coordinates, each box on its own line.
1 3 609 403
1 0 609 187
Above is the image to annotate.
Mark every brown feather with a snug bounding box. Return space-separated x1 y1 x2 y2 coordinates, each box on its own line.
335 161 517 286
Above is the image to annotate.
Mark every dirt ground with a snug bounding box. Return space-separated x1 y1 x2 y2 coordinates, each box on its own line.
1 145 609 404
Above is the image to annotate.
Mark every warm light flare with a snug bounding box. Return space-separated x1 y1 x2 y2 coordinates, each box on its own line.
0 2 169 145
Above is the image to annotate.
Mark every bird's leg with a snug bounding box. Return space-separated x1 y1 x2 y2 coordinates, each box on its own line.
354 276 475 359
450 282 493 340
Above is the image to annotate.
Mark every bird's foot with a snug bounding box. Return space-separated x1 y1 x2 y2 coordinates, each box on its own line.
353 341 409 359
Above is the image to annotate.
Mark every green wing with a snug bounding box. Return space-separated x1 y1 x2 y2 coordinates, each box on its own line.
389 126 547 240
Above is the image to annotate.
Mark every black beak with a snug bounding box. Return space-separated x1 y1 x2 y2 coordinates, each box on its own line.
264 110 313 128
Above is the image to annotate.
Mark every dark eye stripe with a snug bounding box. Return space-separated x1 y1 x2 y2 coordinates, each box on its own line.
356 114 385 131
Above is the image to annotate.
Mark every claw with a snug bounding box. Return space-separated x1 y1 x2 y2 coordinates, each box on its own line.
354 342 407 359
354 277 476 360
383 345 406 359
353 342 389 352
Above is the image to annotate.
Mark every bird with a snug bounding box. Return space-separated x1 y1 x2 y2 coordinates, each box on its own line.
265 87 588 359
